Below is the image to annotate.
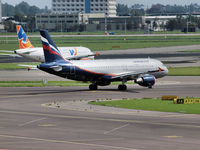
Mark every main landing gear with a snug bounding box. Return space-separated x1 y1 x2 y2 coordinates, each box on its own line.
89 80 128 91
118 84 127 91
118 80 127 91
89 84 98 90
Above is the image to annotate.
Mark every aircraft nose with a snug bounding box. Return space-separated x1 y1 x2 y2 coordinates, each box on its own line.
163 66 169 76
14 50 17 54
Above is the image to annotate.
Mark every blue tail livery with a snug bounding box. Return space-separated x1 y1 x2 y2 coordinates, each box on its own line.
40 30 67 63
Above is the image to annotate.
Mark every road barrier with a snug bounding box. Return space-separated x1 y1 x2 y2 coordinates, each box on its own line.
162 95 178 100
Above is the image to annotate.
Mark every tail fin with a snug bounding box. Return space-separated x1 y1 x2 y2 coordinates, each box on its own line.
16 25 34 49
40 30 68 63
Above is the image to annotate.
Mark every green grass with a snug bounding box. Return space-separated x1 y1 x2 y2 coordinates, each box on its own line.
181 49 200 52
0 63 39 70
0 81 89 87
1 35 200 51
168 66 200 76
0 80 134 87
89 98 200 114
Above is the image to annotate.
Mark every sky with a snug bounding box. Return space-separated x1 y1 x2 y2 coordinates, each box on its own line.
2 0 200 9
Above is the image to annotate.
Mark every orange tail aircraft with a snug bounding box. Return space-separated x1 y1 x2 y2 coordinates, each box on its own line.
16 25 34 49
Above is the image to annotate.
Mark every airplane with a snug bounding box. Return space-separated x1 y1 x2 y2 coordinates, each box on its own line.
37 30 168 90
14 25 97 62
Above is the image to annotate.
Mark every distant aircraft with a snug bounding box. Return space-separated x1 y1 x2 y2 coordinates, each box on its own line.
37 30 168 90
14 25 96 62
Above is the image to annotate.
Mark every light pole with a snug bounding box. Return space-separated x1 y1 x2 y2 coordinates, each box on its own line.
125 18 127 33
105 13 108 35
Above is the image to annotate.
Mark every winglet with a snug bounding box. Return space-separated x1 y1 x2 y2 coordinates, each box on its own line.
16 25 34 49
40 30 69 63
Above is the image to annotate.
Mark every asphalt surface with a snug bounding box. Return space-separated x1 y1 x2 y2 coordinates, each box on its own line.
0 44 200 149
0 76 200 150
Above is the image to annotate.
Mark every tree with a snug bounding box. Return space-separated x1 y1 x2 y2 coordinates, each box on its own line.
146 4 165 14
165 19 177 31
116 4 130 16
2 3 15 16
130 4 145 16
2 2 50 17
153 21 158 30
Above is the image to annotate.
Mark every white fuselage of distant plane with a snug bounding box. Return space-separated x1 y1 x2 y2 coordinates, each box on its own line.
15 47 95 62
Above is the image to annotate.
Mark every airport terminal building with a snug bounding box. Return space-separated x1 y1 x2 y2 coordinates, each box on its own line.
52 0 116 17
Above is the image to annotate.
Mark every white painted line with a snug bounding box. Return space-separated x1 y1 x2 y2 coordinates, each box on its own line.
104 124 129 134
0 134 139 150
18 118 46 127
1 110 200 129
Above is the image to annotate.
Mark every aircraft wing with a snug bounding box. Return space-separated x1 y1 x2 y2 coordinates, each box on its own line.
0 50 21 57
111 71 144 80
0 53 21 57
111 69 160 80
0 50 14 53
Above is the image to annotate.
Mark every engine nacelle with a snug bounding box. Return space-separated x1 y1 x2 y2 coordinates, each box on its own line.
135 75 156 87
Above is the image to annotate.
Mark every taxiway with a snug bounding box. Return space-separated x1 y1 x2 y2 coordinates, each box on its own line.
0 78 200 150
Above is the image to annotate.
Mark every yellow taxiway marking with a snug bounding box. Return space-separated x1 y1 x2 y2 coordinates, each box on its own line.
0 134 139 150
163 135 183 138
0 110 200 129
38 124 56 127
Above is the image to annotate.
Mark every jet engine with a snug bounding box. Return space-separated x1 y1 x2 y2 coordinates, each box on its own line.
135 75 156 88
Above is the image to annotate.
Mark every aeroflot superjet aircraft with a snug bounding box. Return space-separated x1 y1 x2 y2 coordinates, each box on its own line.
14 25 95 62
37 30 168 90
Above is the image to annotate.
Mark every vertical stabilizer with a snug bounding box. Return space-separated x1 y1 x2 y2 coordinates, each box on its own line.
16 25 34 49
40 30 68 63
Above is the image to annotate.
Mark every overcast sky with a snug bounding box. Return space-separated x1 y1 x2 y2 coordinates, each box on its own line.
2 0 200 9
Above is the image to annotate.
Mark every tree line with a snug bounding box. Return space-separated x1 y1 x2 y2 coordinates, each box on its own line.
2 1 50 32
2 1 49 17
117 3 200 16
2 2 200 32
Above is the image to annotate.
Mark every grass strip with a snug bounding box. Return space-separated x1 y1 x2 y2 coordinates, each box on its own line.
89 98 200 114
0 63 39 70
0 81 134 87
168 66 200 76
1 35 200 51
180 49 200 52
0 81 88 87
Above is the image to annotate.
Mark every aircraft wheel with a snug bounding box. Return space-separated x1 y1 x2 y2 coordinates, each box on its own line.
118 84 127 91
89 84 98 90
